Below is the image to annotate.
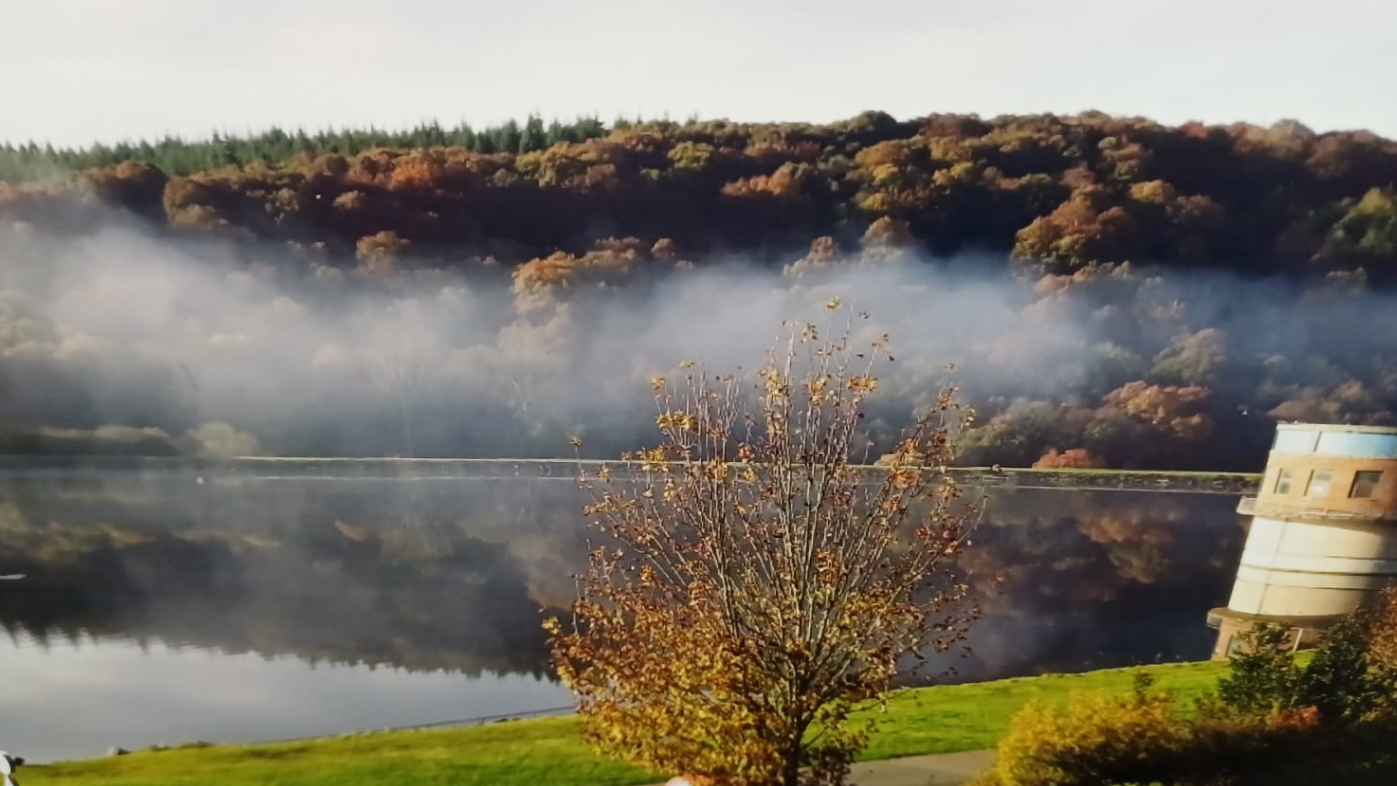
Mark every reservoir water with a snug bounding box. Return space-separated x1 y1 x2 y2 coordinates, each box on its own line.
0 464 1248 762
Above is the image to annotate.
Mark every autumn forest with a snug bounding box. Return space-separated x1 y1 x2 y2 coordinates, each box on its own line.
2 110 1397 470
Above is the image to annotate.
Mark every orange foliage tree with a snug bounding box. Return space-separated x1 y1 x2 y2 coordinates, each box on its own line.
1101 380 1214 441
1012 187 1138 272
355 230 411 275
546 305 982 786
1032 448 1103 470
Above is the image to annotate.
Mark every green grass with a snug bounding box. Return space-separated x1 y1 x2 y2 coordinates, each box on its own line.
856 660 1230 760
29 718 651 786
26 660 1231 786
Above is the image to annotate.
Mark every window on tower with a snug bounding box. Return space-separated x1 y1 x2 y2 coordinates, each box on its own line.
1305 470 1333 498
1350 471 1383 499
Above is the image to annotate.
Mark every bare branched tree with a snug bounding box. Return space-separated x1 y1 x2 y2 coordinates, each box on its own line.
546 303 982 786
365 344 430 458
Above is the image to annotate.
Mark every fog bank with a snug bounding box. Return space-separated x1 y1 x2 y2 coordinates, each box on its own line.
2 215 1394 468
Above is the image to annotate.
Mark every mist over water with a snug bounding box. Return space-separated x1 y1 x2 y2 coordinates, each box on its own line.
5 214 1396 464
0 468 1246 762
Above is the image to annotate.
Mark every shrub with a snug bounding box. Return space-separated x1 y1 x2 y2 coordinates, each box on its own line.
980 673 1187 786
1218 615 1386 725
1215 623 1301 715
974 596 1397 786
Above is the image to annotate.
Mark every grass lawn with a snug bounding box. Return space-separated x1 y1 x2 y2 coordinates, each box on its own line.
25 660 1230 786
856 659 1229 760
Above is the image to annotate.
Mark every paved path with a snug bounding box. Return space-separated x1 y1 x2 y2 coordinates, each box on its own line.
848 751 993 786
651 750 995 786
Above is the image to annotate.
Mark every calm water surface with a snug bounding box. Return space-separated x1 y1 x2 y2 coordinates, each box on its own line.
0 466 1247 762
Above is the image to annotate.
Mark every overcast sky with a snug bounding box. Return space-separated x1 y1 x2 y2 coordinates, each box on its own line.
5 0 1394 148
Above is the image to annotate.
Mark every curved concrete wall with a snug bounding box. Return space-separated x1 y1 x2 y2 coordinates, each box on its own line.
1226 516 1397 618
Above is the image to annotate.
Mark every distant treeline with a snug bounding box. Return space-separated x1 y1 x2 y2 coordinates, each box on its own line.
0 116 609 180
2 110 1395 274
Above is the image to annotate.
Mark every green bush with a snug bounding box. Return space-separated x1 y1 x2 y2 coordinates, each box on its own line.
1219 614 1395 724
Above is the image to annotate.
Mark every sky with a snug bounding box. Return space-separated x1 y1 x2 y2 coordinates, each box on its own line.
4 0 1395 148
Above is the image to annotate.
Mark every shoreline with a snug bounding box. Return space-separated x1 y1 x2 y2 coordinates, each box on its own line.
0 455 1261 493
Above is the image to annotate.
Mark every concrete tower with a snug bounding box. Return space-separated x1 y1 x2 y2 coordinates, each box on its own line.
1209 423 1397 659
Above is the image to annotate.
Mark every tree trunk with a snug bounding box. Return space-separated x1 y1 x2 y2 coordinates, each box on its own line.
780 740 802 786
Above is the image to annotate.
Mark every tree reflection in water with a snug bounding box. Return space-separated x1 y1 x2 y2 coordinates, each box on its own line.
0 470 1247 684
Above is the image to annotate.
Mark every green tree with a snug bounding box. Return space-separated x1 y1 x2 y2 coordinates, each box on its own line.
1330 188 1397 262
518 116 548 154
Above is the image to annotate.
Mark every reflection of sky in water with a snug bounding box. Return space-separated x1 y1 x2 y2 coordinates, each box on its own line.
0 631 573 763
